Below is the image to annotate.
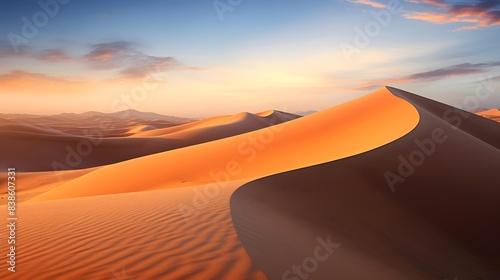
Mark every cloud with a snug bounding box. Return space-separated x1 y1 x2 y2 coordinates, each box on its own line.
360 61 500 89
0 39 31 57
0 40 73 63
348 0 388 9
0 40 182 80
404 0 500 30
0 71 76 84
82 41 178 79
36 49 73 62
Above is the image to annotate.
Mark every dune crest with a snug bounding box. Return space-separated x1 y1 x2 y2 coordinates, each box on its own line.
28 87 419 202
231 87 500 280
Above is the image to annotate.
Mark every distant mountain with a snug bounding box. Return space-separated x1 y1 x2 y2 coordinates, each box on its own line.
0 110 193 123
294 110 318 116
470 107 490 113
106 109 193 122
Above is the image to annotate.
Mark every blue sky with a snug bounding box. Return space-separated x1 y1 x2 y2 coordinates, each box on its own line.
0 0 499 117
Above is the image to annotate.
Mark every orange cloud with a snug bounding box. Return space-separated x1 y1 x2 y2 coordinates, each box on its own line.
36 49 73 62
348 0 388 9
404 0 500 30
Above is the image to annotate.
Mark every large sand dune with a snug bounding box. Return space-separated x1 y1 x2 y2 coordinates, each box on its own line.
231 87 500 280
1 87 497 279
27 88 418 202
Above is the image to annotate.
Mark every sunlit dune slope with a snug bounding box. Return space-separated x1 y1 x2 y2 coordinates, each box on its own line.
28 87 419 202
477 108 500 122
0 181 267 280
131 110 301 139
0 111 297 172
231 87 500 280
0 168 96 205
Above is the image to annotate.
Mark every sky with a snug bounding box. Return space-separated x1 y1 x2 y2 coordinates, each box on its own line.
0 0 499 117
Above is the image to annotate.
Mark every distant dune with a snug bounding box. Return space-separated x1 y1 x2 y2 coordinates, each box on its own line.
476 108 500 122
0 110 298 171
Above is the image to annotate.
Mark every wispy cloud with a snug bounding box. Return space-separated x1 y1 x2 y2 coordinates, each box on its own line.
0 71 78 84
0 40 182 80
348 0 389 9
404 0 500 30
82 41 178 79
360 61 500 89
0 39 31 57
36 49 73 62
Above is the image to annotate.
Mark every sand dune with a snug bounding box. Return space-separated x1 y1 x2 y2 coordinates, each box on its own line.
0 168 96 205
477 108 500 122
0 124 69 136
0 181 266 280
231 87 500 279
1 87 420 280
0 111 298 172
0 111 187 137
3 86 496 279
28 88 419 202
131 110 301 139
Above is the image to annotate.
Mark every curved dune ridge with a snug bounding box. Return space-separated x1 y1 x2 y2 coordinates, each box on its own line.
230 87 500 279
27 87 419 202
0 87 421 279
130 110 301 138
0 110 298 172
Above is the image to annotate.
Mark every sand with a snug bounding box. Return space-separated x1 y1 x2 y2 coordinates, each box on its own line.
0 111 298 172
27 88 419 202
231 87 500 280
1 87 497 279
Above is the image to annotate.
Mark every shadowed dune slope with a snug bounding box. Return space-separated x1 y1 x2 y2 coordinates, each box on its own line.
28 87 419 202
0 111 298 172
230 87 500 280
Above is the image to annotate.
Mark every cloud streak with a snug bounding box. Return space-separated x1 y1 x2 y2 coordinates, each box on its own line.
81 41 179 79
404 0 500 30
360 61 500 89
348 0 389 9
0 40 181 80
